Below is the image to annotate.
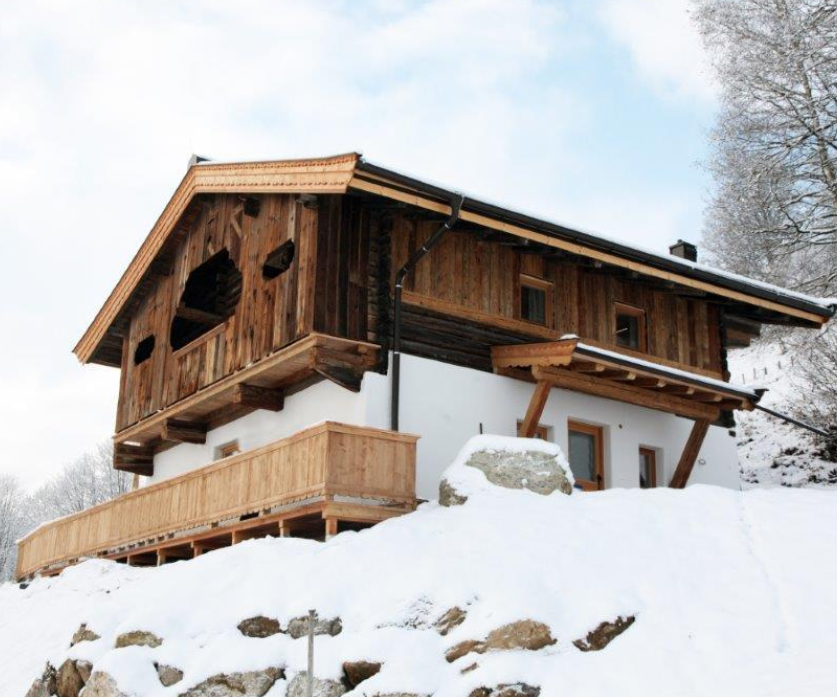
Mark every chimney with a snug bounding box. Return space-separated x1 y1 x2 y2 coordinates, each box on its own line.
669 239 697 262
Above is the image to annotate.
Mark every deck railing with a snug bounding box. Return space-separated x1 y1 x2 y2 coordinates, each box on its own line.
16 422 417 579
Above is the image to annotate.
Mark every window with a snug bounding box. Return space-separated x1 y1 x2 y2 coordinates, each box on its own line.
262 240 295 280
517 420 551 441
568 420 604 491
615 302 647 351
133 335 155 366
639 447 657 488
215 440 241 460
170 249 242 351
520 275 553 327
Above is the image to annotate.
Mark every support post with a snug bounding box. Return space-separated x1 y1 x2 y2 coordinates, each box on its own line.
520 380 551 438
306 609 316 697
669 418 711 489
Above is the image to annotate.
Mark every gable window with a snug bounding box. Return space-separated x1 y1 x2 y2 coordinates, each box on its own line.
639 447 657 488
262 240 295 280
520 275 553 327
170 249 242 351
133 335 155 366
615 302 647 351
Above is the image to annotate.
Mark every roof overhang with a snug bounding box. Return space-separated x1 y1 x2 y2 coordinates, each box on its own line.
74 153 834 365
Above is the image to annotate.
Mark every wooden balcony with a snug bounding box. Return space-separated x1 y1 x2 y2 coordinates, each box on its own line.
16 422 417 581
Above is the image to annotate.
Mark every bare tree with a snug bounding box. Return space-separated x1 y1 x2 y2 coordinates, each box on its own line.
695 0 837 295
30 442 132 521
0 474 26 582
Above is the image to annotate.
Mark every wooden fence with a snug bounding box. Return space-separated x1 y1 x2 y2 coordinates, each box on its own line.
16 422 417 579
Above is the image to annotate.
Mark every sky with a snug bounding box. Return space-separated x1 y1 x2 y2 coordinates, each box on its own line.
0 0 718 489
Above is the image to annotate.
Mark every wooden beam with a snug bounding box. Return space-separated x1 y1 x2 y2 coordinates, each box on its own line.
532 366 719 421
162 419 207 444
233 384 284 412
669 419 711 488
490 339 577 368
113 443 154 476
633 377 667 389
174 304 224 325
570 361 606 374
520 380 552 438
599 369 637 381
661 384 695 396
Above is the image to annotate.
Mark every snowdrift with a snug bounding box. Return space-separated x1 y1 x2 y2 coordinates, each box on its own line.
2 439 836 696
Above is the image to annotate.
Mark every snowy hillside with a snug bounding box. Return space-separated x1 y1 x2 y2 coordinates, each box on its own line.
728 342 837 489
2 438 837 696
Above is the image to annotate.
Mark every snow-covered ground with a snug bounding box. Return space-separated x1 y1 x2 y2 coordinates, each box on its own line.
2 438 837 696
728 342 837 489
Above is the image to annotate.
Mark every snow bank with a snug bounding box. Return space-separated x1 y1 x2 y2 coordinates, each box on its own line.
3 482 837 696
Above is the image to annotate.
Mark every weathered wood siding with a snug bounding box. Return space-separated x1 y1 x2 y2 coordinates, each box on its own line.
386 211 724 375
117 194 318 431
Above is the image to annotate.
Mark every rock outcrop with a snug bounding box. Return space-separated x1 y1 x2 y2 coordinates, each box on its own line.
286 673 346 697
342 660 381 688
573 615 635 652
155 663 184 687
114 630 163 649
286 614 342 639
446 620 556 662
70 623 100 647
56 659 85 697
180 668 283 697
24 664 56 697
81 672 128 697
469 684 541 697
434 606 467 636
440 438 573 507
237 615 282 638
76 661 93 685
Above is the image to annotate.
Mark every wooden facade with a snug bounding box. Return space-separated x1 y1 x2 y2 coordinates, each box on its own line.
17 423 417 580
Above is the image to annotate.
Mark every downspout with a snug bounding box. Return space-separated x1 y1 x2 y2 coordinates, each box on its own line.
391 194 465 431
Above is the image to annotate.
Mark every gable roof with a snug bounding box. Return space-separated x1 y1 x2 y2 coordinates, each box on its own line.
74 153 835 365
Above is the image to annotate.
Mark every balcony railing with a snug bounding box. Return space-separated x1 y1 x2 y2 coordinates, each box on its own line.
16 422 417 580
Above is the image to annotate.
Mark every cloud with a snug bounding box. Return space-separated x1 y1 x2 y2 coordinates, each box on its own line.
598 0 717 102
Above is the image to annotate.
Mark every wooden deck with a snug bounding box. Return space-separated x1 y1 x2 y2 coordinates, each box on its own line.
16 422 417 581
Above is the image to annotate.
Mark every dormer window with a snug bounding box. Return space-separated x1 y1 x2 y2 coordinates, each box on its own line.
170 249 242 351
520 274 553 327
615 302 647 351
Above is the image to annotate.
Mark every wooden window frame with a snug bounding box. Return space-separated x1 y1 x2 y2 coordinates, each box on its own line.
567 420 605 491
614 301 648 352
215 440 241 460
639 446 657 488
520 274 554 329
516 420 551 441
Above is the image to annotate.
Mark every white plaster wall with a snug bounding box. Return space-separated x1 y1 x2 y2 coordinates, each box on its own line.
149 353 742 497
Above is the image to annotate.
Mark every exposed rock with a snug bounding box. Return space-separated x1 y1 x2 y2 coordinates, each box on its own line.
573 615 635 652
82 672 128 697
445 639 482 663
70 623 100 646
179 668 283 697
76 661 93 685
237 615 282 638
286 614 342 639
460 662 478 675
342 661 381 688
369 694 429 697
155 663 184 687
434 606 467 636
445 620 556 662
56 659 84 697
469 448 571 496
469 684 540 697
482 620 556 652
114 630 163 648
438 479 468 507
24 663 56 697
286 672 346 697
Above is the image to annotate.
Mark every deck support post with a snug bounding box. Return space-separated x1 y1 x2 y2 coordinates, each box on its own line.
669 418 711 489
520 380 551 438
324 518 338 540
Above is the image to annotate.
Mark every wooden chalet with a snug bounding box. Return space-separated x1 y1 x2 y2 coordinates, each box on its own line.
16 153 834 580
